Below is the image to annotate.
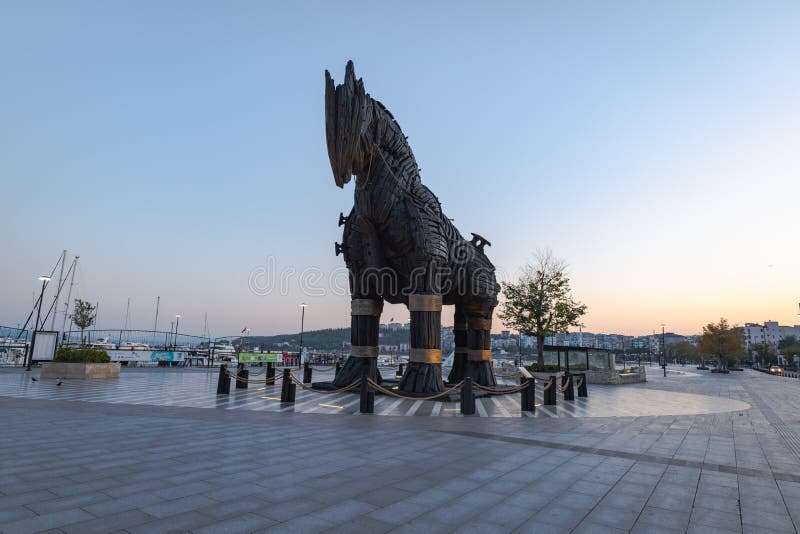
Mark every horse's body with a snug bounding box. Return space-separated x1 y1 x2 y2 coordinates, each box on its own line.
326 61 499 393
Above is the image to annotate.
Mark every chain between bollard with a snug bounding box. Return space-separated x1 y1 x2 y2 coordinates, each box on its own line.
366 378 464 401
224 369 281 384
288 373 362 394
472 382 529 395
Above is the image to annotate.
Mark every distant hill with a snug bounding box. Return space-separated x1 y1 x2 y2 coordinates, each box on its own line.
239 325 423 353
242 328 351 352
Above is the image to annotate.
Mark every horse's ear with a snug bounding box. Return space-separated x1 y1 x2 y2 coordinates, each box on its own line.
345 60 356 87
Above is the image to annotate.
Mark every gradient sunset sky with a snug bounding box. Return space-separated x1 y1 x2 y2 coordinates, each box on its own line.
2 1 798 338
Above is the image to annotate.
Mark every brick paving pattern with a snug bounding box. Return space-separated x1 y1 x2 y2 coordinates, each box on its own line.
0 367 798 533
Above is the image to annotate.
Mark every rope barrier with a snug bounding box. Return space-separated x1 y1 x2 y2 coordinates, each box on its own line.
366 378 464 401
541 380 553 391
288 374 362 394
495 371 521 379
472 382 529 395
224 369 281 385
558 381 572 393
575 376 585 389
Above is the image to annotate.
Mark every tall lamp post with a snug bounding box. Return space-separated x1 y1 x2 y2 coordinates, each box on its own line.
299 303 307 368
661 323 667 377
174 314 181 349
27 276 51 371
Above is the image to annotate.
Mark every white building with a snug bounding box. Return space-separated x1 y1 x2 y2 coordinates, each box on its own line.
743 321 800 351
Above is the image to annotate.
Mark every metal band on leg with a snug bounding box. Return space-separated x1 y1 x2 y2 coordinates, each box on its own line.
410 348 442 364
351 299 382 316
468 349 492 362
408 294 442 312
351 346 379 358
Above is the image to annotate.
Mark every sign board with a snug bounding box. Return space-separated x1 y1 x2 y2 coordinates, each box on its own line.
238 352 283 363
32 331 58 361
106 350 186 363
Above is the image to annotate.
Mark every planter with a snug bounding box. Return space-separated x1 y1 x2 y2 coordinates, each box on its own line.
41 362 120 379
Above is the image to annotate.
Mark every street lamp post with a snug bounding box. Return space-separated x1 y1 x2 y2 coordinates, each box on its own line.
299 303 307 368
661 324 667 377
27 276 51 371
174 315 181 349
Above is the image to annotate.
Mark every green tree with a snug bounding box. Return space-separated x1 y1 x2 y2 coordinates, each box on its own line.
71 299 97 347
750 342 777 365
778 336 798 350
499 250 587 367
667 340 699 363
697 318 745 371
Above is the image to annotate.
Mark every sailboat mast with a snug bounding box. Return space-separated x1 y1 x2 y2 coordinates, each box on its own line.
153 296 160 333
61 256 78 343
50 249 67 330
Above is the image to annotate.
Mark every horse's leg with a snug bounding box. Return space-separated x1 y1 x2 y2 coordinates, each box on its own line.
399 294 444 394
333 296 383 387
447 305 468 383
465 306 497 386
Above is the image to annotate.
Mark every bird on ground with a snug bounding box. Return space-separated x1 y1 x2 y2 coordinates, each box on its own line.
31 377 38 382
56 378 63 386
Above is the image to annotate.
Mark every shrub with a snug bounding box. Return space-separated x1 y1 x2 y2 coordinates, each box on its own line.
54 347 110 363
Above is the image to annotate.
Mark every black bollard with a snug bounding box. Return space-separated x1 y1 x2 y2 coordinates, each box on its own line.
335 361 341 378
520 377 536 413
562 374 575 401
359 374 375 413
397 362 404 378
280 368 296 403
303 362 312 384
236 363 250 389
266 362 276 385
544 376 557 406
216 364 231 395
460 377 476 415
577 373 588 397
236 368 249 389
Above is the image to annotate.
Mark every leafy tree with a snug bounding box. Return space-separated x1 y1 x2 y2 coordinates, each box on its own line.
71 299 97 347
499 250 587 367
667 340 699 363
697 318 745 371
750 342 777 365
778 336 798 350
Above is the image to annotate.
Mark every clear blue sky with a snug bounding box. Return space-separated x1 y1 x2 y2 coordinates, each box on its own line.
2 1 799 337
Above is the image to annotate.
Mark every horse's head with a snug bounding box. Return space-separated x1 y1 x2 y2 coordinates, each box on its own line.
325 60 374 188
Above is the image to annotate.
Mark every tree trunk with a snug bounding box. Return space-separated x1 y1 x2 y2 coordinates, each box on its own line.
537 335 545 368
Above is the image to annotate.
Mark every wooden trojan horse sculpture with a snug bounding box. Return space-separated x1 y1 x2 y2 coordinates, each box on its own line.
326 61 500 395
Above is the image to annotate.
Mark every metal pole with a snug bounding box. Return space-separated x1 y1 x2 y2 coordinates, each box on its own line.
50 250 66 330
299 305 306 369
153 296 160 333
175 316 180 349
61 256 77 344
28 278 49 371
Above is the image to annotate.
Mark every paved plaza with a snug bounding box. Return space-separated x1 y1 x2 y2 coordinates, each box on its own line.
1 367 799 533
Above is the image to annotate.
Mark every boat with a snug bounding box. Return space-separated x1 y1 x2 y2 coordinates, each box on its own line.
118 342 150 351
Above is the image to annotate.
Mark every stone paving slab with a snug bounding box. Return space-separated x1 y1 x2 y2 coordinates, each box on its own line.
0 366 750 419
0 368 798 532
